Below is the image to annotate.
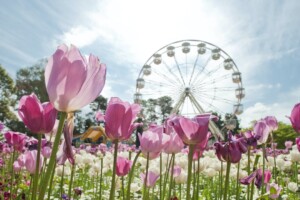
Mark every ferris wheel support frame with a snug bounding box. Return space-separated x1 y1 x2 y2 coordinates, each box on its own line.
171 87 223 139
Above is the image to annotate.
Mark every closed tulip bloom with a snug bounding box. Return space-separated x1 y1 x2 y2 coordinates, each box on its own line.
116 156 132 177
45 44 106 112
139 129 169 159
105 97 141 141
4 131 27 152
289 103 300 133
13 161 22 172
254 120 270 145
140 171 160 188
164 132 184 154
214 133 247 164
264 116 278 131
42 146 52 158
18 93 57 134
170 114 216 145
285 141 293 149
24 150 43 174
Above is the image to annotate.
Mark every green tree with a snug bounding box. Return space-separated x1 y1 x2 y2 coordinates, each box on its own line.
15 59 48 102
0 65 19 129
89 95 107 112
273 122 297 149
140 96 174 125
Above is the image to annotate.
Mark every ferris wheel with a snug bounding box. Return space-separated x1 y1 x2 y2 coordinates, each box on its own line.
134 39 245 138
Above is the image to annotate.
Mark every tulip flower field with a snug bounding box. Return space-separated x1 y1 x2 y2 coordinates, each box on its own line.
1 44 300 200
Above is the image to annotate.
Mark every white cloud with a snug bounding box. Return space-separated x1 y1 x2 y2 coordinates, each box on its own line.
239 86 300 128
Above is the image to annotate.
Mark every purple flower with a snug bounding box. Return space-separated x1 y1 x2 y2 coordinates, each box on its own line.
240 169 272 189
214 133 247 163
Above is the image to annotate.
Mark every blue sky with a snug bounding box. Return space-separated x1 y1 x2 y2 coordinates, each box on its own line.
1 0 300 127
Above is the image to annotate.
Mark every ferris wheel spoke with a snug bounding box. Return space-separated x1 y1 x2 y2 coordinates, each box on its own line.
192 85 236 93
194 97 226 115
195 92 236 105
192 63 224 86
188 53 200 85
190 56 211 85
195 73 232 87
161 60 183 85
173 55 186 85
192 94 226 115
144 80 179 90
151 69 180 86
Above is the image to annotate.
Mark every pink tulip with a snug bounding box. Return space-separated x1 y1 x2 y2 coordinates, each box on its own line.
4 131 27 152
170 114 216 145
13 161 22 172
95 111 105 121
138 129 169 160
289 103 300 133
104 97 141 141
24 150 43 174
172 165 182 177
296 138 300 152
264 116 278 131
18 93 57 134
45 44 106 112
253 120 270 145
116 156 132 177
42 146 52 158
140 171 160 188
164 132 184 154
285 141 293 149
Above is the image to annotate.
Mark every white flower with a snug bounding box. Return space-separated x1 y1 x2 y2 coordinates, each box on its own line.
203 168 217 177
288 182 298 193
290 150 300 162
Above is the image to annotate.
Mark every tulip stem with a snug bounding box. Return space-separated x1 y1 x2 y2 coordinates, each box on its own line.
236 161 240 200
68 163 76 199
262 144 266 194
143 152 150 200
126 151 141 200
186 144 195 200
38 112 67 200
159 154 162 200
271 133 278 183
223 161 231 200
162 154 173 199
167 153 175 200
47 161 56 200
247 147 250 200
99 157 103 200
9 150 16 200
109 140 119 200
60 164 65 197
32 134 42 200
